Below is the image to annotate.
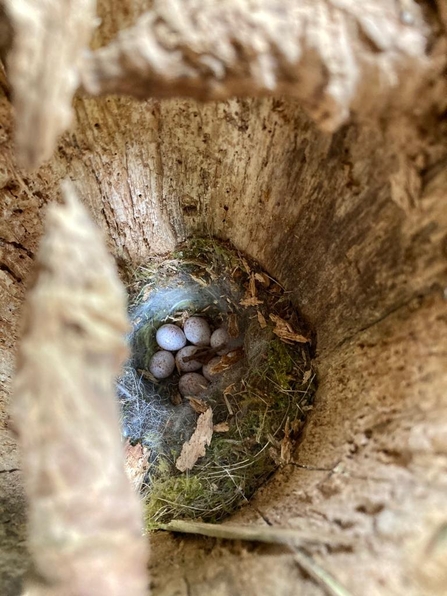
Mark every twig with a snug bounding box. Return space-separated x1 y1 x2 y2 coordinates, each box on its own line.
293 550 355 596
160 519 351 548
161 519 354 596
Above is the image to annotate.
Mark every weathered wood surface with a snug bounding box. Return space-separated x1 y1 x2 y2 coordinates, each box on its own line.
9 184 149 596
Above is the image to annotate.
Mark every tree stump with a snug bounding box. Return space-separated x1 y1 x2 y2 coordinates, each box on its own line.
1 1 447 595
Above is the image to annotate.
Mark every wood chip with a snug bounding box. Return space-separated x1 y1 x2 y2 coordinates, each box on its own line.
186 396 209 414
175 408 214 472
302 369 312 384
249 273 257 297
240 295 264 306
211 348 244 374
213 422 230 433
240 272 263 306
269 314 309 343
254 272 270 287
227 313 239 338
257 310 267 329
241 258 251 274
124 441 149 492
137 368 158 383
189 274 208 287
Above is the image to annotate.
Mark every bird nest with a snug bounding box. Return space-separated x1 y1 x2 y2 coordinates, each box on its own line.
118 238 317 528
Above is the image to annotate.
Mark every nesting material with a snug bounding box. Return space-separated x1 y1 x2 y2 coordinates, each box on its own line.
117 238 317 528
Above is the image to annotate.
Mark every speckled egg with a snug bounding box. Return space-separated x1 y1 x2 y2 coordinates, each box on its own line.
183 317 211 346
149 350 175 379
156 324 187 351
175 345 202 372
179 372 209 397
210 327 230 355
203 357 223 382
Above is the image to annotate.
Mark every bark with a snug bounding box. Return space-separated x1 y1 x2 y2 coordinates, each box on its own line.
10 183 149 596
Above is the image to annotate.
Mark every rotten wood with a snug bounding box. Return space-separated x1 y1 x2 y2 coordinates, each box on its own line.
10 182 149 596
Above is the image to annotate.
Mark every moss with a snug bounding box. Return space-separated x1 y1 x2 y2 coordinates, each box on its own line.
145 474 206 529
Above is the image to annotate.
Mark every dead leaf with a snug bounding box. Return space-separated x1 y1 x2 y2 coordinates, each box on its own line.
214 422 230 433
269 314 309 343
176 408 214 472
257 310 267 329
183 346 215 365
124 441 149 492
186 396 209 414
222 384 236 415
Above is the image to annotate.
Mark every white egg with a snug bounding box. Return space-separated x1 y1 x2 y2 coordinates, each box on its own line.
210 327 230 355
203 357 223 382
156 324 187 351
176 345 202 372
183 317 211 346
179 372 209 397
149 350 175 379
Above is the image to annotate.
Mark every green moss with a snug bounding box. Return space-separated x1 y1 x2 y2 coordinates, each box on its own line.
145 474 206 529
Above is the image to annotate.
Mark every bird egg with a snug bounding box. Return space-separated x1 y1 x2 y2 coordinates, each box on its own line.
179 372 209 397
156 324 187 351
149 350 175 379
210 327 230 355
183 317 211 346
176 346 202 372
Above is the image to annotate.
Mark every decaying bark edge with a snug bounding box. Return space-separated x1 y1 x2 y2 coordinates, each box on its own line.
10 182 149 596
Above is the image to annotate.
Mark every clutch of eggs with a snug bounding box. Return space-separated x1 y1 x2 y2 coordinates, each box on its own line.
148 316 236 397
